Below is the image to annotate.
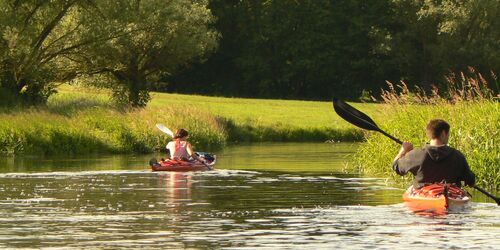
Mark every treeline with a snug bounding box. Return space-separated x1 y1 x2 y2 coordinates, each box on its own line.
167 0 500 100
1 1 499 107
0 0 217 107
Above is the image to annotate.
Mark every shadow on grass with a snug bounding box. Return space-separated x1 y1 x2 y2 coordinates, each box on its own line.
46 96 119 116
0 96 120 116
217 117 364 143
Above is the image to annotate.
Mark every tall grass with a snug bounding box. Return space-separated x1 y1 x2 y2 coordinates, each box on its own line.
0 93 227 156
355 70 499 189
0 84 370 156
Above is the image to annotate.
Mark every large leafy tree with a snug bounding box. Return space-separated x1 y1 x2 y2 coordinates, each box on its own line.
168 0 499 100
0 0 94 106
72 0 218 107
386 0 500 89
169 0 396 99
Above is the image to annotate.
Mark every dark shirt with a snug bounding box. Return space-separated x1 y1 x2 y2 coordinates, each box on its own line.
392 144 476 188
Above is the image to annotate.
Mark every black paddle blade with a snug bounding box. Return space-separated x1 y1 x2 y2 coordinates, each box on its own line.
333 98 380 131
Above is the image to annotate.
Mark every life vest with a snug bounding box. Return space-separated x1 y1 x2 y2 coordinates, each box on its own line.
167 140 189 160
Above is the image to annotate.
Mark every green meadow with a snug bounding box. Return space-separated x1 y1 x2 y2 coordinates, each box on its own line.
0 85 378 156
148 91 378 142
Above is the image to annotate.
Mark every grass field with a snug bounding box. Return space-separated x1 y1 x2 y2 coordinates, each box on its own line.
150 92 354 129
148 91 381 142
0 85 381 155
57 84 383 142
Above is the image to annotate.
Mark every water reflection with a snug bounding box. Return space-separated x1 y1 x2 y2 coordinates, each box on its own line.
0 169 498 249
158 172 193 204
0 143 498 248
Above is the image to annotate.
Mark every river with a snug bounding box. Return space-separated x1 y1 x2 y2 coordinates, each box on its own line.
0 143 498 249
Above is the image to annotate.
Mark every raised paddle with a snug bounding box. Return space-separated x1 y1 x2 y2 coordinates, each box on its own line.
155 123 213 170
156 123 175 138
333 98 402 144
332 98 500 205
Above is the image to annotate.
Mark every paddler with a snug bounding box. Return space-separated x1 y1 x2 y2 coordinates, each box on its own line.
166 128 203 162
392 119 476 189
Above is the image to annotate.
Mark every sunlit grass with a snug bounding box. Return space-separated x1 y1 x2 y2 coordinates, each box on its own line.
149 91 382 142
0 84 382 155
354 71 499 189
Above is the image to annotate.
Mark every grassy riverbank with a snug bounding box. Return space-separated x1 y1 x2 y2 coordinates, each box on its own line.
0 101 226 156
354 89 499 189
148 91 370 142
0 85 375 156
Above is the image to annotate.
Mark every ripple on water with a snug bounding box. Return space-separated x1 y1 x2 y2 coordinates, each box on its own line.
0 170 498 249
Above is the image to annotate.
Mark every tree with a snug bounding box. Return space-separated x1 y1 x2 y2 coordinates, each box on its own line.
168 0 396 100
0 0 94 106
385 0 500 89
167 0 499 100
72 0 218 107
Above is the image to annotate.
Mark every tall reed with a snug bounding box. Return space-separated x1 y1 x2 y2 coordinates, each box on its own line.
355 70 499 189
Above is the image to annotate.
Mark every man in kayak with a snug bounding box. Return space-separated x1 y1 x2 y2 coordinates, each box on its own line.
166 128 203 162
392 119 476 189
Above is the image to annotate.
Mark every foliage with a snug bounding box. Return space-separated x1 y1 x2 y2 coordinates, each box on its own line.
355 74 500 189
2 0 498 106
168 0 499 100
0 0 93 106
72 0 219 108
169 0 394 99
385 0 500 88
0 0 218 108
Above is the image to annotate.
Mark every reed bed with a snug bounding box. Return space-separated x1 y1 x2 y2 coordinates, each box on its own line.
355 70 499 189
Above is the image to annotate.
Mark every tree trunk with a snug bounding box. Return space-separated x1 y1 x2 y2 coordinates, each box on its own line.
127 74 146 108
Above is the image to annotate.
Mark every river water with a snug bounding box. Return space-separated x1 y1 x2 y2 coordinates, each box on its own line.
0 143 498 249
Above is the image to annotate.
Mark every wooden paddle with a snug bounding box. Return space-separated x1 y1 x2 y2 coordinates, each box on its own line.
332 98 500 205
156 123 213 170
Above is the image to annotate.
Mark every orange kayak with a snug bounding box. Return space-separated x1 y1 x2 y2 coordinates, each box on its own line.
149 154 216 172
403 183 470 215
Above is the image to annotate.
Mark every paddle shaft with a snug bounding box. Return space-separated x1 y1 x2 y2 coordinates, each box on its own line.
378 129 403 145
473 185 500 205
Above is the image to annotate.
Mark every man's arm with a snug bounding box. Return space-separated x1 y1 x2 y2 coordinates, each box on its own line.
393 141 414 162
392 141 416 176
460 153 476 187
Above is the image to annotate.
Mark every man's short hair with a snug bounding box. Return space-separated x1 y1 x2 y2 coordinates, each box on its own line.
426 119 450 139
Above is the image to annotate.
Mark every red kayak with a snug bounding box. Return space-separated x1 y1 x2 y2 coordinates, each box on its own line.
149 154 216 172
403 183 470 215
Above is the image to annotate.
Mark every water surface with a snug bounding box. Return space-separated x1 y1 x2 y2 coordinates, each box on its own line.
0 143 498 249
